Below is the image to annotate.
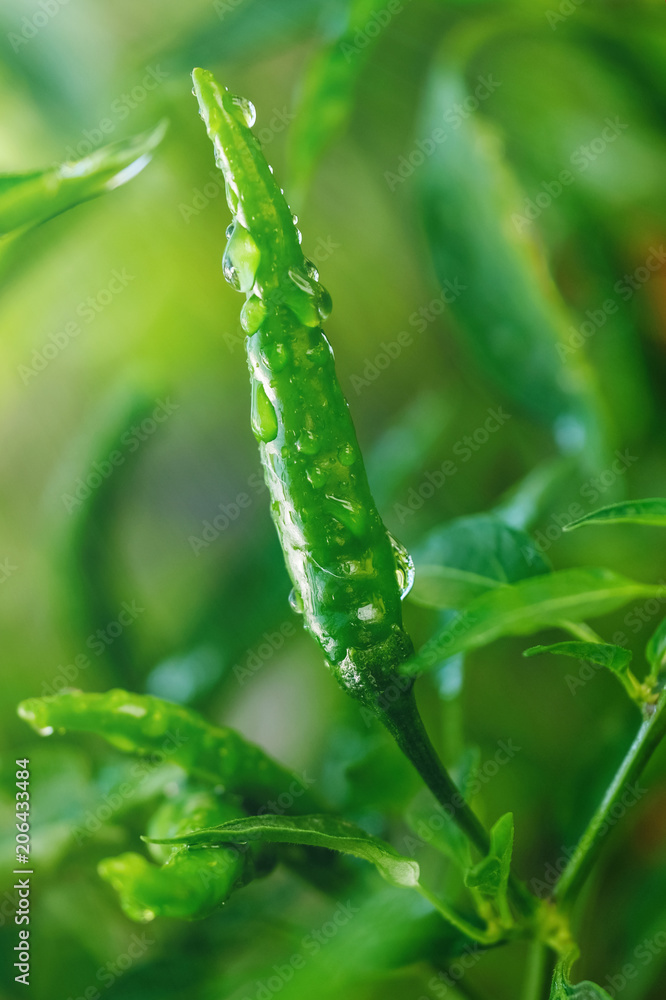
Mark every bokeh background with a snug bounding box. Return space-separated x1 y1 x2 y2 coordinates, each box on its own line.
2 0 666 997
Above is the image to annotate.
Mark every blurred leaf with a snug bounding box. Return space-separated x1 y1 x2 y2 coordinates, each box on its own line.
0 121 166 241
418 58 607 460
289 0 379 196
524 641 632 677
145 812 421 888
410 514 551 609
405 569 662 668
565 499 666 530
366 390 452 510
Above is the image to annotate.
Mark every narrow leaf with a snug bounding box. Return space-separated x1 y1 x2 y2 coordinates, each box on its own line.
0 121 166 239
565 499 666 530
144 813 420 888
289 0 380 195
404 569 661 671
418 59 606 459
524 642 632 677
464 812 513 908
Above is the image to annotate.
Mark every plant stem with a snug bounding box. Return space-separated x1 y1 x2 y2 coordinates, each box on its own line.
520 938 549 1000
555 691 666 908
416 882 498 945
378 689 536 920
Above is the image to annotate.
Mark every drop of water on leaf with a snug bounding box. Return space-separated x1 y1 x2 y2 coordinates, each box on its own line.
225 222 235 239
289 588 304 614
338 443 356 467
304 258 319 281
296 428 320 455
251 381 278 442
223 223 261 292
240 295 267 334
260 341 290 372
306 465 327 488
230 95 256 127
388 533 415 599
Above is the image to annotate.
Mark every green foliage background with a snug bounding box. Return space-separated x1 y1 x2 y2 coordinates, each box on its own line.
1 0 666 997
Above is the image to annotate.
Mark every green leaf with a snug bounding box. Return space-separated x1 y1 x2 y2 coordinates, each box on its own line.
289 0 379 196
404 569 661 671
564 498 666 530
410 514 551 609
144 813 421 888
0 121 166 240
418 60 606 459
464 812 513 912
524 641 633 677
646 617 666 675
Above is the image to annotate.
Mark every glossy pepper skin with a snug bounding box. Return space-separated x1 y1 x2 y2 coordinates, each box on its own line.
192 69 413 706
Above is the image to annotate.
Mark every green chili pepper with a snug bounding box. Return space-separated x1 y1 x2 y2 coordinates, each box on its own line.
191 68 415 708
98 784 268 921
17 689 319 812
189 72 539 921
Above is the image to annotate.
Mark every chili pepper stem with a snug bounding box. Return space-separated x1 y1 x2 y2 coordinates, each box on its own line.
375 687 536 921
554 688 666 908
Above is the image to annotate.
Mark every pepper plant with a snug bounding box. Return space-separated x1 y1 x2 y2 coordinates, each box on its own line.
14 62 666 999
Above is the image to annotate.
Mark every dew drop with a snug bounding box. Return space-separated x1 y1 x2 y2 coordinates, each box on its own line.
338 443 356 467
316 286 333 322
292 214 299 225
289 588 304 614
306 465 327 488
388 533 415 599
222 223 261 293
304 258 319 281
251 381 278 443
296 428 320 455
240 295 267 334
225 222 235 239
230 94 256 128
289 268 315 295
260 341 290 372
38 726 54 736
